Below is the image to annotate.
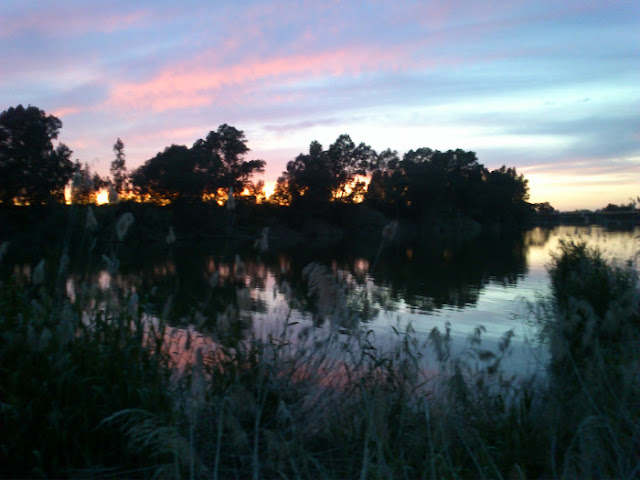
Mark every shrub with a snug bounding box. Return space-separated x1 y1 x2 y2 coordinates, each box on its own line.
540 240 640 478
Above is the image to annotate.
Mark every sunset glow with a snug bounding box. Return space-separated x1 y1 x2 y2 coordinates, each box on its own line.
1 1 637 210
96 189 109 205
263 181 276 200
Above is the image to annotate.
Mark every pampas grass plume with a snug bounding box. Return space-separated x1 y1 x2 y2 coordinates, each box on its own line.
32 259 45 286
108 182 119 204
116 212 134 241
226 187 235 211
382 220 398 242
0 241 9 265
86 206 98 232
254 227 269 253
166 226 176 245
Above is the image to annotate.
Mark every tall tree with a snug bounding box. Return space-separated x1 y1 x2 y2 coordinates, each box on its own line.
276 134 377 207
0 105 74 204
192 124 265 200
482 166 530 223
130 145 200 203
130 124 264 204
110 138 127 195
326 134 377 201
276 140 333 206
363 149 403 215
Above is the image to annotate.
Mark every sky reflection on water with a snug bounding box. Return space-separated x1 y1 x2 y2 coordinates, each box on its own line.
25 224 637 374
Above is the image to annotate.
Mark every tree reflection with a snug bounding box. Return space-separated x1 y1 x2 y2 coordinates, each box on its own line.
24 229 530 340
369 232 528 311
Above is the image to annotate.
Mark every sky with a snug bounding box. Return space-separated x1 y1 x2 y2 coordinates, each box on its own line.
1 0 638 211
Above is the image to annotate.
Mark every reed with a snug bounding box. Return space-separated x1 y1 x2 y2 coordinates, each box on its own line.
1 211 638 479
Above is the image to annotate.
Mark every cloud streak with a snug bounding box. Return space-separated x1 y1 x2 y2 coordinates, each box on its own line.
107 41 430 112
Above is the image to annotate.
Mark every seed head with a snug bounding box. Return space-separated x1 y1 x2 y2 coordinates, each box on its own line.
108 183 119 204
38 327 52 351
254 227 269 253
382 220 398 242
234 254 245 278
86 206 98 232
0 241 9 265
58 253 70 276
116 212 135 241
102 253 120 274
32 259 45 286
226 187 235 211
166 226 176 245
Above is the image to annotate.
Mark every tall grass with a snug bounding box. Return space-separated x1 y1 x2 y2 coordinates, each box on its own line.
1 209 639 479
0 272 177 477
535 240 640 479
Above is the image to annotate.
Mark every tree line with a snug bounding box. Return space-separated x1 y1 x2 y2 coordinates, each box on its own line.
0 104 533 224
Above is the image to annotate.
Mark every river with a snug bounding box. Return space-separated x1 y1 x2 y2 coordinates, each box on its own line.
8 223 639 374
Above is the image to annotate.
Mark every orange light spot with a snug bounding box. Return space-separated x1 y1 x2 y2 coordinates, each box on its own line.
96 189 109 205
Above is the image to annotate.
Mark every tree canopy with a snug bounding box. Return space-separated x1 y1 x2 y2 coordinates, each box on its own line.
131 125 265 204
364 148 530 223
0 105 74 204
192 124 266 195
0 105 534 224
274 134 377 207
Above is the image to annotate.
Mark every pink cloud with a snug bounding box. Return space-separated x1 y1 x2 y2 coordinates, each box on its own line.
65 137 100 150
108 44 420 112
51 106 81 118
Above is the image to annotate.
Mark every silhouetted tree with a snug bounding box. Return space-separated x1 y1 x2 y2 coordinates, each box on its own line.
326 134 377 201
366 147 487 220
276 134 377 207
110 138 127 195
483 166 530 223
130 145 200 202
364 147 531 225
130 125 264 204
191 124 265 201
534 202 556 215
603 202 634 212
240 180 266 205
0 105 74 204
270 178 294 206
276 140 333 206
364 149 403 215
70 161 107 204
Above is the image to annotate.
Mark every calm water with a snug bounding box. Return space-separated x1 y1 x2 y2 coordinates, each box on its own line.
9 224 639 372
251 225 638 372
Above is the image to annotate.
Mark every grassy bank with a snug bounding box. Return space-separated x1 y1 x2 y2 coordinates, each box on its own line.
0 213 638 478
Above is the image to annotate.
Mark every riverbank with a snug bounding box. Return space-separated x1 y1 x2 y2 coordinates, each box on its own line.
0 202 539 255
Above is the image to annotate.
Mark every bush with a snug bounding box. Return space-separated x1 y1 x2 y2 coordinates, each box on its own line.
546 240 639 384
539 240 640 478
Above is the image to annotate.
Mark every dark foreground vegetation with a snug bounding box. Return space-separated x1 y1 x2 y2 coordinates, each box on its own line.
1 206 638 479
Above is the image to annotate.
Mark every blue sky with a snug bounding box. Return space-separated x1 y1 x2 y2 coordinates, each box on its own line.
1 0 638 210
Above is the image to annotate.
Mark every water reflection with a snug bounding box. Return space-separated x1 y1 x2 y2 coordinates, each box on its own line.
51 229 531 335
6 225 638 344
370 232 528 312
